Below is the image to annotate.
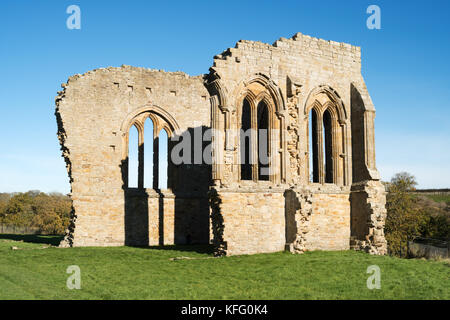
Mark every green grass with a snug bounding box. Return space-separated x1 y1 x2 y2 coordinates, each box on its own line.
425 194 450 205
0 235 449 300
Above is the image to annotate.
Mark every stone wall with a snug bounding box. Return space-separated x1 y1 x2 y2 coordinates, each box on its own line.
408 239 449 260
207 32 373 186
125 189 209 246
56 66 211 247
285 186 350 253
350 180 387 255
305 191 350 251
56 32 387 256
210 187 286 256
211 184 351 256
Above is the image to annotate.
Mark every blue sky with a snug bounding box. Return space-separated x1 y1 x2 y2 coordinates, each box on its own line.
0 0 449 193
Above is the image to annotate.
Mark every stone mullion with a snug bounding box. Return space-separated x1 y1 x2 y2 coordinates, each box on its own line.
251 104 258 182
339 122 351 185
331 118 340 185
316 113 324 184
269 113 276 183
211 97 220 183
137 123 144 189
222 108 231 179
153 130 159 190
364 110 376 170
339 122 346 186
277 112 286 184
304 116 310 185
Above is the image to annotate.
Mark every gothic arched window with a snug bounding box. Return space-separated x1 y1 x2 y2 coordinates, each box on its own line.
125 109 176 190
128 125 139 188
306 88 347 186
240 98 252 181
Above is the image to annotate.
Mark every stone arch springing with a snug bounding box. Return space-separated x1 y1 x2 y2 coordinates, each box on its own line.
204 71 229 184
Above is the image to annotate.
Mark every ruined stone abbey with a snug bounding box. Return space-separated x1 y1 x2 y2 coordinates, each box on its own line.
56 32 387 256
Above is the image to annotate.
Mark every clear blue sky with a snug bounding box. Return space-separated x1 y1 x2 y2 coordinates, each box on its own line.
0 0 449 193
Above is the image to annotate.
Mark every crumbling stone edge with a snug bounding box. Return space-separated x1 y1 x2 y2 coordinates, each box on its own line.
350 180 388 255
55 81 76 248
208 188 227 256
285 188 313 254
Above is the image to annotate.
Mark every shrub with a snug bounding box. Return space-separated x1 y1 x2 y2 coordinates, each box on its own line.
385 172 450 257
0 191 71 235
385 172 428 257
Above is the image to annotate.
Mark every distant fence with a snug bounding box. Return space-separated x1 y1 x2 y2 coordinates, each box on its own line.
0 224 40 235
410 189 450 195
408 237 449 260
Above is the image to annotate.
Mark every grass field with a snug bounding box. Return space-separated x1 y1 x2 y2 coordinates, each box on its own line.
425 194 450 205
0 234 448 300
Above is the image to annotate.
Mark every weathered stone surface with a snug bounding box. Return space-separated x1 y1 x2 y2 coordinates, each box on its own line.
56 67 211 247
210 187 286 256
56 32 387 256
285 188 313 253
350 180 387 255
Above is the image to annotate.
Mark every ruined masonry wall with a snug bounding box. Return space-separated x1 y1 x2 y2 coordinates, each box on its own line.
56 66 210 246
56 32 387 256
125 192 210 246
305 192 351 251
210 32 370 186
213 190 286 256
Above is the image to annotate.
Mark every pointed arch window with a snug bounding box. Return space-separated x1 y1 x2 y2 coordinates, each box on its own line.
125 110 175 190
239 94 277 182
240 98 252 181
128 125 139 188
309 109 319 183
144 118 154 188
158 129 169 189
307 96 346 185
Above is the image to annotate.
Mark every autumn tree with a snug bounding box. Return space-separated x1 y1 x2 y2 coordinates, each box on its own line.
0 191 71 235
385 172 428 257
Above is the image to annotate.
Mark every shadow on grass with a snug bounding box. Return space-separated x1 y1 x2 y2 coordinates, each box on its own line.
0 234 214 254
0 234 63 246
130 244 215 255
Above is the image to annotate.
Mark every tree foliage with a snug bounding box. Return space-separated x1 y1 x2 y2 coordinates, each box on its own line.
0 191 71 235
385 172 450 258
